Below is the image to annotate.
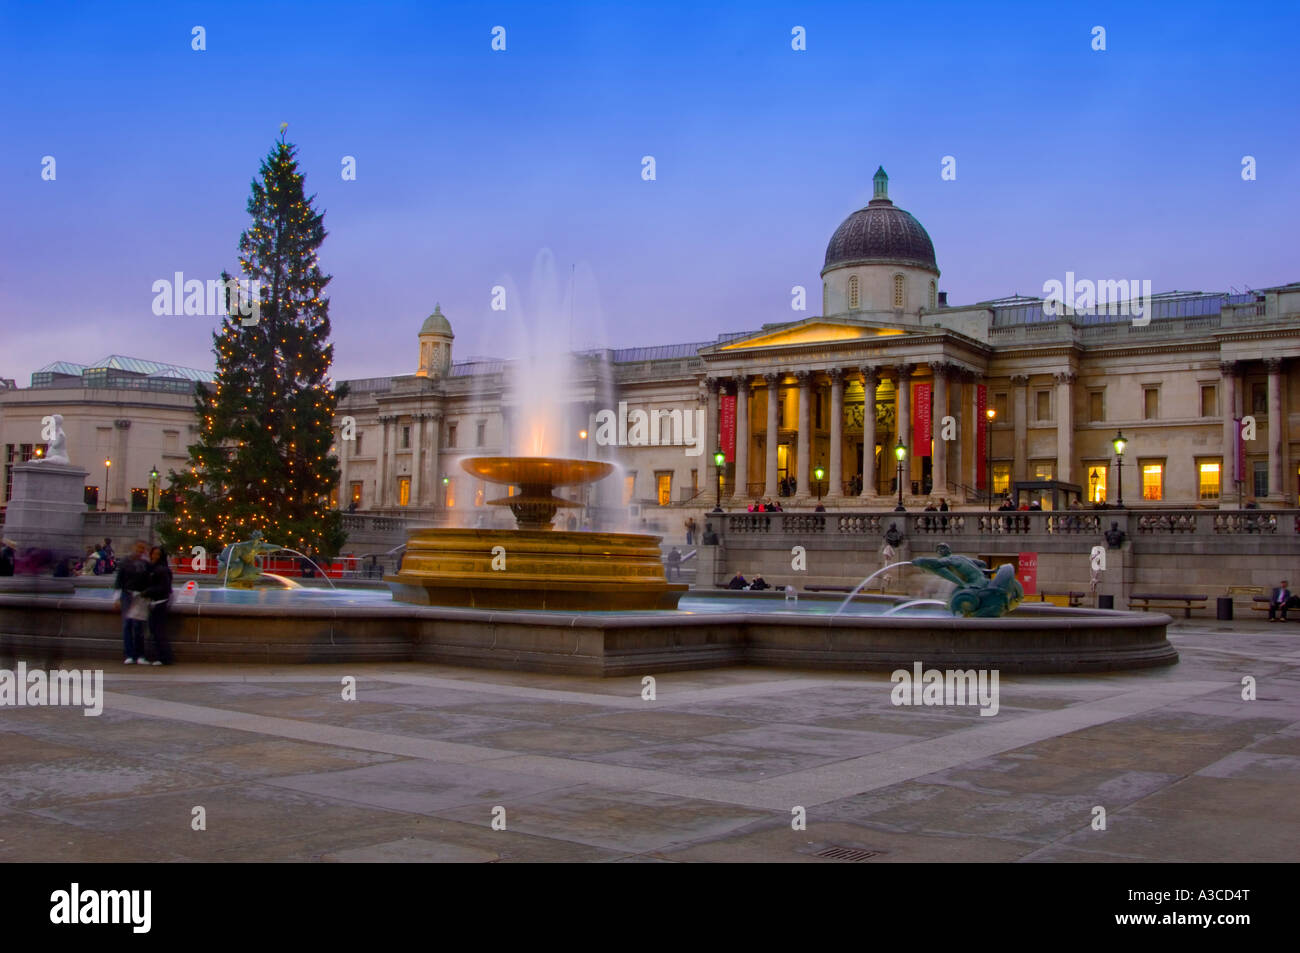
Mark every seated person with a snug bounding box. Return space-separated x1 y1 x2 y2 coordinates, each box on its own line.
727 572 748 590
749 575 770 590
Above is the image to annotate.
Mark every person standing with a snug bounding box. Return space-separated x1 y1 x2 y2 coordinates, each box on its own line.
144 545 174 665
113 540 151 664
666 546 682 580
0 539 15 577
684 517 696 546
1268 580 1292 622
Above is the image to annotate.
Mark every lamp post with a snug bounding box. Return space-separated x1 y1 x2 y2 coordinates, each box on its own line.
985 408 996 511
894 440 907 512
813 464 825 503
148 465 160 511
103 458 111 512
1112 431 1127 508
712 449 725 514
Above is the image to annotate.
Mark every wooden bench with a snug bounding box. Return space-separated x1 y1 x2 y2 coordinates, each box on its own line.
1129 593 1207 618
1250 595 1300 620
1031 591 1086 608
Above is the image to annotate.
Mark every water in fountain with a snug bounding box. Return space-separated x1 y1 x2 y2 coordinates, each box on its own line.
834 561 913 615
218 540 337 590
883 599 947 616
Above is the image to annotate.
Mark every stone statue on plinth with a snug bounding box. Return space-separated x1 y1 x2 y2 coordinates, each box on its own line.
912 542 1024 618
38 415 70 465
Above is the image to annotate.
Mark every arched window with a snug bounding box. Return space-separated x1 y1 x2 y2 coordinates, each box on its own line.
893 274 905 309
848 275 860 310
929 281 937 309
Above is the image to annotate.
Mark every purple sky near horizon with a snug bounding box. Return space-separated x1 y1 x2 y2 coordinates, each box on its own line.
1 0 1297 386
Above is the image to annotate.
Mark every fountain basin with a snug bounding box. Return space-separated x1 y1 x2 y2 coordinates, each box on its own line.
0 587 1178 675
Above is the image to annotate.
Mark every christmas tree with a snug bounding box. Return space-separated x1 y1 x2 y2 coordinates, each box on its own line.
160 133 347 561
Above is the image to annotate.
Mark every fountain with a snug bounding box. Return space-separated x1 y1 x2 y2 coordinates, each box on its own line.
385 456 688 611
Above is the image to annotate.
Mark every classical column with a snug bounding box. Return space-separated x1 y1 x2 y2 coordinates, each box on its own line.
409 412 423 507
796 370 813 498
969 372 982 491
733 376 749 499
385 416 398 509
952 371 966 498
337 417 349 507
113 419 131 508
1266 358 1284 499
705 377 721 459
1055 371 1076 485
827 368 845 499
1220 361 1240 497
930 363 951 499
860 366 879 499
895 364 914 494
1011 374 1030 484
764 373 780 499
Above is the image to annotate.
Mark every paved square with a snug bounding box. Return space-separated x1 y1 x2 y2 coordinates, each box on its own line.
0 621 1294 862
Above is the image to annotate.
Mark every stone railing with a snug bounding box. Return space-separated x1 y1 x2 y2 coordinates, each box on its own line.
717 509 1300 542
341 514 410 534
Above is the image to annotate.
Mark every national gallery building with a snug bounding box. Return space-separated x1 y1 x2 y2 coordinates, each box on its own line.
3 167 1299 520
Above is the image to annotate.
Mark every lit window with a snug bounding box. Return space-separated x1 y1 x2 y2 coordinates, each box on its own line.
992 464 1010 495
1141 462 1163 501
444 479 455 508
1197 461 1220 500
474 484 484 507
848 276 860 310
1086 464 1108 503
349 482 362 505
893 274 905 308
398 477 411 506
623 472 636 504
656 471 673 506
1033 463 1055 480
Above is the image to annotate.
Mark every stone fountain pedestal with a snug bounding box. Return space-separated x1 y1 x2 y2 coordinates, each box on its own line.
1 461 88 559
386 456 687 611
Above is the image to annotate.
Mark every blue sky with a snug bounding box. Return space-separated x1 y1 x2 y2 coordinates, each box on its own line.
1 0 1296 384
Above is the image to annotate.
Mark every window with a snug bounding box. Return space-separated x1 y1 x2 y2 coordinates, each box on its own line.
329 485 339 508
447 423 457 448
623 472 636 504
349 482 362 506
993 392 1009 420
474 484 484 507
992 463 1010 495
443 478 455 508
130 488 148 511
1035 391 1051 422
815 390 823 429
778 397 787 429
656 471 673 506
163 430 179 452
355 433 363 456
1251 383 1267 414
1085 464 1108 503
1200 385 1217 418
398 477 410 506
84 486 99 510
893 274 905 309
1088 391 1104 423
1143 388 1159 420
691 469 699 495
401 425 410 449
929 281 937 309
1253 460 1268 499
1140 461 1163 501
1033 462 1055 480
1197 460 1221 500
848 275 860 310
476 421 486 447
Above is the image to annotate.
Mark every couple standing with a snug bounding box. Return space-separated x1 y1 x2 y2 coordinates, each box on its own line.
113 540 174 665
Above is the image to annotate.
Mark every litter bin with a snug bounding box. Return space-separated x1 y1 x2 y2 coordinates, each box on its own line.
1098 594 1114 610
1217 596 1233 621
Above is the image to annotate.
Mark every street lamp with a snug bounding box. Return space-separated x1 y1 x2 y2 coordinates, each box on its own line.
1112 431 1128 509
103 458 111 511
813 464 825 503
985 407 996 512
894 440 907 512
712 448 725 513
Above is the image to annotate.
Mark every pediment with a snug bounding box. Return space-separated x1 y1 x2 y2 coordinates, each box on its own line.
713 320 909 352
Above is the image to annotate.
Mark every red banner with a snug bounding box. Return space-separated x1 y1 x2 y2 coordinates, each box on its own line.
913 382 932 459
719 393 736 463
1018 552 1038 596
976 385 988 489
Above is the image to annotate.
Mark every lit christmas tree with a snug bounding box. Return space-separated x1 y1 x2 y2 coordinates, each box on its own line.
160 132 347 560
